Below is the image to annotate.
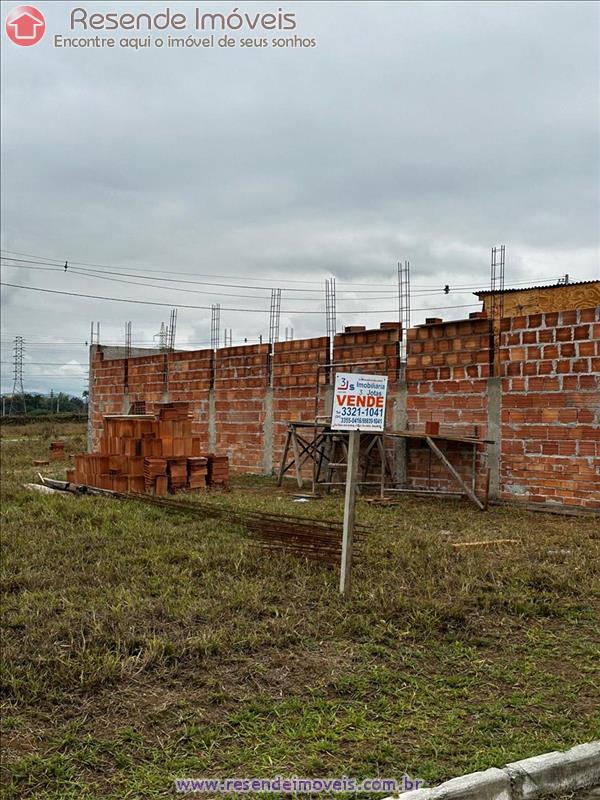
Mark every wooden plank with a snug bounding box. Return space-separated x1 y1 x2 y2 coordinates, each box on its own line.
452 539 518 548
386 430 494 445
425 436 485 510
290 427 304 489
277 430 293 485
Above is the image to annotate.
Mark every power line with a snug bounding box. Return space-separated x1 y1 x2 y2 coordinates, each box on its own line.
0 361 86 365
1 257 450 298
1 249 351 287
2 249 429 289
1 374 87 379
1 282 482 315
0 252 564 295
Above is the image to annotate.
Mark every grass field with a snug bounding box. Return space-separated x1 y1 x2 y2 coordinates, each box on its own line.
1 422 599 799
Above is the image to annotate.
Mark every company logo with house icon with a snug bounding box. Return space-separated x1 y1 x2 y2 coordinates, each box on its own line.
5 5 45 46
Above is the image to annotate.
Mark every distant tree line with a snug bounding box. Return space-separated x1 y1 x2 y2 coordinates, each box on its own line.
1 391 88 416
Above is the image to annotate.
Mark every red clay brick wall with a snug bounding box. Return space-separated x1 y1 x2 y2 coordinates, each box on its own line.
89 349 126 450
213 344 270 473
405 315 491 494
272 336 329 475
88 310 600 510
127 353 167 412
332 324 401 428
167 349 213 444
500 307 600 509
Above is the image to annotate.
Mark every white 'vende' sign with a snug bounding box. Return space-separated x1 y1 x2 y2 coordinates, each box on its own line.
331 372 388 432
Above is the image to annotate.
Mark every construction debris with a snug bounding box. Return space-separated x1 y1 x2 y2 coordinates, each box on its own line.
38 474 361 565
70 402 229 494
23 483 61 495
452 538 519 548
123 493 365 565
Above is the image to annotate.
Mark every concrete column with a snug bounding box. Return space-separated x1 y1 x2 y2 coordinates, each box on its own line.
263 387 274 474
392 372 408 485
486 376 502 500
323 383 334 420
208 388 216 452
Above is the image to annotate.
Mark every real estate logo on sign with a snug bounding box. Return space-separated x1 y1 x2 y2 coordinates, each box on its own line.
331 373 388 432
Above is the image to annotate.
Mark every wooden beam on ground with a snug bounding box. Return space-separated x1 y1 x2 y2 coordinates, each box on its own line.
452 538 519 548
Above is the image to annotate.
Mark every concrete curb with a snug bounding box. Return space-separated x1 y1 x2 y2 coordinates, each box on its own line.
385 741 600 800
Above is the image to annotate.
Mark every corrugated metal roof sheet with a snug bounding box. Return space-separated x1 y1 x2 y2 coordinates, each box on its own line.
474 279 599 297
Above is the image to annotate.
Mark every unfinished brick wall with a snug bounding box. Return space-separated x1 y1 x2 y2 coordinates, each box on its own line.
214 344 271 473
89 348 127 449
167 349 214 445
405 314 491 494
127 353 167 411
88 308 600 510
500 307 600 509
333 323 401 429
271 336 329 475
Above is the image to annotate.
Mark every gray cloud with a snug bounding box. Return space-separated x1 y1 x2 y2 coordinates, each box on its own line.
1 0 598 394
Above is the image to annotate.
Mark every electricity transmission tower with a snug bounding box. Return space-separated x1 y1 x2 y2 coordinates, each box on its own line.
9 336 26 415
154 322 168 351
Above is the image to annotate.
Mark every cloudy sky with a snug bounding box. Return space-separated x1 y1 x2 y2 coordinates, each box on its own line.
1 0 598 396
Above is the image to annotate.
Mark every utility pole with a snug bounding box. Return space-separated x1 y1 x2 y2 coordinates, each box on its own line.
9 336 26 415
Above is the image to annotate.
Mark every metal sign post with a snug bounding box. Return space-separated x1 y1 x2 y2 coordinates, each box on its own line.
331 373 388 596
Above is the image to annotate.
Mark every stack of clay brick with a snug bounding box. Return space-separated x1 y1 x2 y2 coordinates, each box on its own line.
49 441 66 461
67 402 228 494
